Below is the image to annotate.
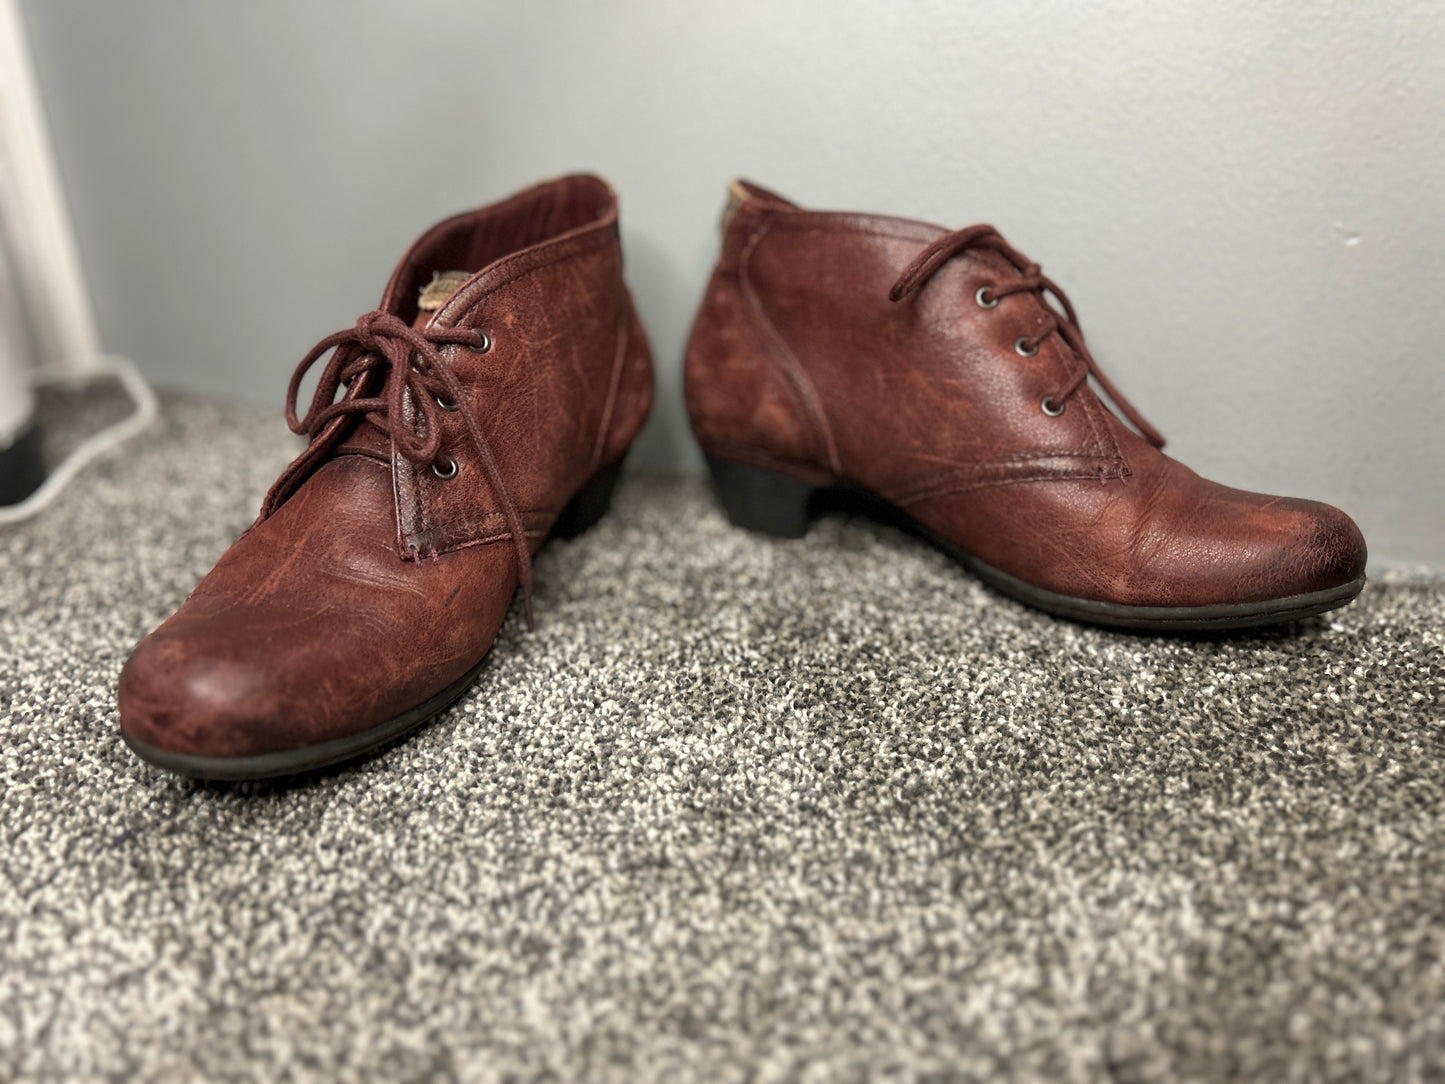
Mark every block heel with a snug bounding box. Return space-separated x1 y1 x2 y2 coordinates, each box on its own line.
704 454 821 538
553 458 625 539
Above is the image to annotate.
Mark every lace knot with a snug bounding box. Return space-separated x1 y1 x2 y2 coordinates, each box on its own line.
350 310 408 355
271 309 537 630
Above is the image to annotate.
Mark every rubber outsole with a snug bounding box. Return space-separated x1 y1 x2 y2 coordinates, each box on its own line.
704 454 1366 633
123 458 626 781
122 655 489 782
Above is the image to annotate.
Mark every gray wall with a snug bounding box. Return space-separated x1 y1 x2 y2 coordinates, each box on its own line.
21 0 1445 569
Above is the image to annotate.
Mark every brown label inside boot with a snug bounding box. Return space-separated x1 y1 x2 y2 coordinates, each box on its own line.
418 270 473 311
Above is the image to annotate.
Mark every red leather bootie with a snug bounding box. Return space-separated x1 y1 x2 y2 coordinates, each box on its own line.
120 175 653 778
685 181 1365 631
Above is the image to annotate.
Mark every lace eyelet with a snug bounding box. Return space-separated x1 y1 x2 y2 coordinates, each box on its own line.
976 286 998 309
1041 396 1066 417
431 456 458 479
1015 337 1039 357
467 329 492 354
435 394 459 412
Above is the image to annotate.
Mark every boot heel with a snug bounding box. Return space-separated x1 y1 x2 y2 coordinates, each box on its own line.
704 454 819 538
553 459 625 539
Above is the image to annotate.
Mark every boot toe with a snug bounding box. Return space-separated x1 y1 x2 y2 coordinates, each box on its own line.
1226 497 1368 606
119 632 288 760
1295 500 1368 594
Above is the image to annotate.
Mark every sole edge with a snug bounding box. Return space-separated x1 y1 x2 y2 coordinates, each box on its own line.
122 641 491 782
705 454 1368 633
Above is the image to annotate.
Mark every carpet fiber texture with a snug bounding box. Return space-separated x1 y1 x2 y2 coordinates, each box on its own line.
2 391 1443 1082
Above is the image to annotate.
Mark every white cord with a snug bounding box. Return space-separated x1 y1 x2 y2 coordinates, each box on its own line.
0 354 158 525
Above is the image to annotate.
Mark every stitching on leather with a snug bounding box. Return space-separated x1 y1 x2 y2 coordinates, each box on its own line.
437 230 613 325
342 453 392 471
738 218 844 475
895 455 1125 505
1068 377 1115 463
588 302 630 474
421 527 549 558
404 508 554 554
394 456 421 553
1084 390 1127 467
898 469 1126 507
474 230 611 295
775 225 932 245
704 438 1124 506
1077 390 1108 459
919 449 1112 466
764 216 940 247
332 445 390 465
411 508 552 533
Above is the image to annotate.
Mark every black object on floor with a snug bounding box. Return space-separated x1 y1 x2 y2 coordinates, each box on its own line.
0 421 45 505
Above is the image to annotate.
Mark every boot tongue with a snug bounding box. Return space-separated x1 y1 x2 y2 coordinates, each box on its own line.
413 269 473 328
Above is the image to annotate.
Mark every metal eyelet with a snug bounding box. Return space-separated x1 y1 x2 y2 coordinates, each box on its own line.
976 286 998 309
1015 337 1039 357
467 329 492 354
1041 396 1066 417
431 456 458 479
435 395 459 412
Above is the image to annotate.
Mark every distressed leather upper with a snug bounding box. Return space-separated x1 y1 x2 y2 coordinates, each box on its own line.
685 181 1365 608
121 175 653 758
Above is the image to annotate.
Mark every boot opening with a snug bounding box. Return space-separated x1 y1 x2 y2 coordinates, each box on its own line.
392 174 616 323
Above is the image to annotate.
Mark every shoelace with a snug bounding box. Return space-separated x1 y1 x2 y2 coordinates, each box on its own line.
283 309 536 629
888 225 1165 448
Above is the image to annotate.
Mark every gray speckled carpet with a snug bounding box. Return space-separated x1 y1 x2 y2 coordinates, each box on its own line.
2 388 1443 1083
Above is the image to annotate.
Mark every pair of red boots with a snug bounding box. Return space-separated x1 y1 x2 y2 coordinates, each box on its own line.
119 175 1367 780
